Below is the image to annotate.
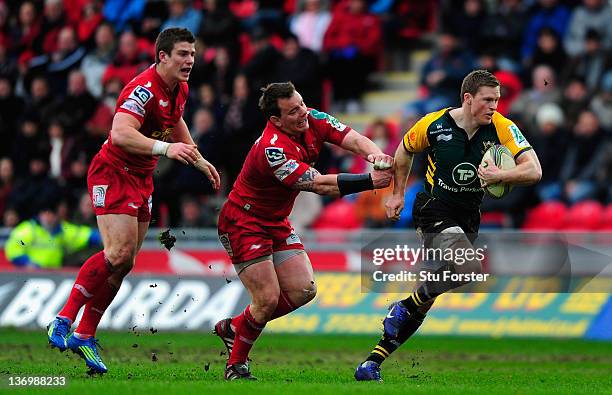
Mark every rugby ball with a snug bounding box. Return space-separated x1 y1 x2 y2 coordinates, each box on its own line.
480 144 515 199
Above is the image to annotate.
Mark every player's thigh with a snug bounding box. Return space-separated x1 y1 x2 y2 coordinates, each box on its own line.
238 259 280 305
274 250 315 297
96 213 139 264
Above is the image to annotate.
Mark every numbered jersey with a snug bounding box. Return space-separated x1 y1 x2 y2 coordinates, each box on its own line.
403 109 532 210
99 64 189 175
228 109 350 219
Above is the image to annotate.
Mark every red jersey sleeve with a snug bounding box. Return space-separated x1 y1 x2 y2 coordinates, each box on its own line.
116 83 155 125
308 109 351 146
262 144 310 188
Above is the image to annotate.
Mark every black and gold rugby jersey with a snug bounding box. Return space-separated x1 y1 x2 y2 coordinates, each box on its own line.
403 108 532 210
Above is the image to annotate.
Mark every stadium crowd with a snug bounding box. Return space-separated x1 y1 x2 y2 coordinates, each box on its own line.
0 0 610 232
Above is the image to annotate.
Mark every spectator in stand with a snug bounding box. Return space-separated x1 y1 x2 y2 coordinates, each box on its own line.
28 26 86 96
241 28 281 93
274 33 323 110
83 78 119 160
521 0 571 63
290 0 331 53
0 3 9 49
199 0 242 61
23 76 56 127
560 76 590 130
10 1 40 61
194 82 227 126
562 29 611 94
5 199 101 269
9 153 63 220
198 46 238 106
406 31 474 115
481 0 529 66
477 52 523 116
0 35 17 80
72 0 104 45
103 0 146 33
102 30 152 86
590 71 612 133
47 119 77 181
509 64 561 134
222 73 265 189
0 75 24 157
73 191 97 227
323 0 382 113
526 26 567 78
11 115 49 177
179 195 212 227
560 110 605 203
37 0 67 55
161 0 202 35
531 103 568 201
441 0 487 54
595 140 612 202
80 22 116 98
0 157 14 220
564 0 612 57
53 70 98 135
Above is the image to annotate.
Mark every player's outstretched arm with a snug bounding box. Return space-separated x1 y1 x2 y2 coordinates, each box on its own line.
291 166 392 197
386 143 414 220
478 149 542 187
340 130 394 170
111 112 202 165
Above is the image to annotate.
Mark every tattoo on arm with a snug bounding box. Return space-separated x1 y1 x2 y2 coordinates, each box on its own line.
293 167 321 191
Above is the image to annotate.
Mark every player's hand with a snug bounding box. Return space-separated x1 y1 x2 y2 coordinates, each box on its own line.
371 168 392 189
367 153 394 170
385 194 404 220
478 159 502 187
194 156 221 190
166 143 199 165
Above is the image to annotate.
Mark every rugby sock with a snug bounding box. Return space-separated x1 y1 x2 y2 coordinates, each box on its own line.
270 291 296 320
366 311 426 365
228 305 265 365
58 251 114 322
75 281 120 337
401 264 459 312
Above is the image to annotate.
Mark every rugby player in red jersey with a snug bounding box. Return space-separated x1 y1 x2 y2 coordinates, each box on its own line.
214 81 394 380
46 28 220 374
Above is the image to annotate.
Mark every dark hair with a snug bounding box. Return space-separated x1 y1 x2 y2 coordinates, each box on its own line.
155 28 195 64
460 70 499 102
258 82 296 119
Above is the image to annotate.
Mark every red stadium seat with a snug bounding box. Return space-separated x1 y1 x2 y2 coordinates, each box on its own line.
522 201 568 230
563 200 604 231
598 204 612 230
311 199 362 230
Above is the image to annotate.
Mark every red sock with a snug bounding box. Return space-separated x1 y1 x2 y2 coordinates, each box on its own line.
75 281 120 337
270 291 296 320
228 305 265 365
58 251 113 323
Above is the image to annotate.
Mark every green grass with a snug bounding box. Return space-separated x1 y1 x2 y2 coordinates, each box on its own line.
0 328 611 394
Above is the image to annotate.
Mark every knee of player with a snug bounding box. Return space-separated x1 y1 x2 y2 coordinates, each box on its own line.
303 281 317 303
105 245 136 269
257 291 280 315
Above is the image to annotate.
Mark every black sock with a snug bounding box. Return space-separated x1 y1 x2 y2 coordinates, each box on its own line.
401 264 462 312
365 311 426 365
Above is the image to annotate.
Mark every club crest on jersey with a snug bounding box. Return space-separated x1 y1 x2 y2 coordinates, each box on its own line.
265 147 286 167
482 140 495 154
129 85 153 107
92 185 108 207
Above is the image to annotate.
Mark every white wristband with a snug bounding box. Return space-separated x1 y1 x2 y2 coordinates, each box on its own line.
152 141 170 156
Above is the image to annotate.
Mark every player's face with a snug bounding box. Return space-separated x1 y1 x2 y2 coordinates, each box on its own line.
274 92 309 135
469 85 500 125
165 41 196 82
